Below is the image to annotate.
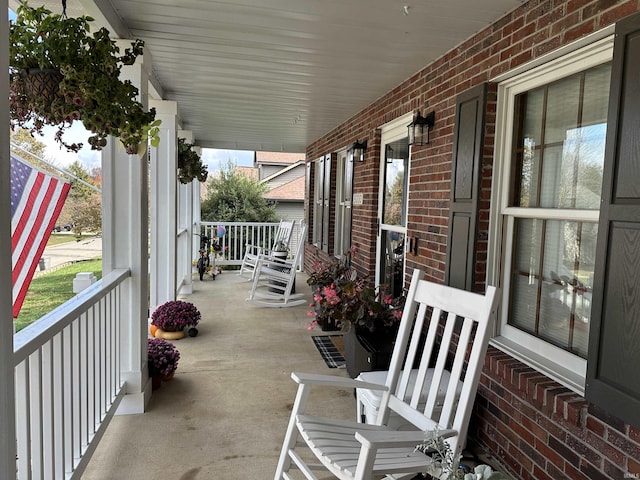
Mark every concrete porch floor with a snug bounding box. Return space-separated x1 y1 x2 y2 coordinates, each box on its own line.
83 270 355 479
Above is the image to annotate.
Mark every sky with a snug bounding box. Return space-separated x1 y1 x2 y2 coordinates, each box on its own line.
31 123 254 173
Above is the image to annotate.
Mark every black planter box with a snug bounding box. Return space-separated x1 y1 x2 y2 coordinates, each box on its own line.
344 328 394 378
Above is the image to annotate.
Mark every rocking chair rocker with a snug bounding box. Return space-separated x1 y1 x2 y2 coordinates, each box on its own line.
274 269 498 479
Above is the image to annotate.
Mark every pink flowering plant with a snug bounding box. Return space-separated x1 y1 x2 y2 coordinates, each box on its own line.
147 338 180 378
307 248 405 332
151 300 201 331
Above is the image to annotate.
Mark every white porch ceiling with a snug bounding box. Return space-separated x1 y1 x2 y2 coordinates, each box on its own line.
14 0 523 153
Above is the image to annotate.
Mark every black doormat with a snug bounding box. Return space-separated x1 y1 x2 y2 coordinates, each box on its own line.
311 335 345 368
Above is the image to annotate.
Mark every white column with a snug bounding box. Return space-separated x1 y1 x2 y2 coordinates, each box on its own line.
102 48 150 414
1 0 17 474
149 100 178 310
177 130 194 295
193 177 202 258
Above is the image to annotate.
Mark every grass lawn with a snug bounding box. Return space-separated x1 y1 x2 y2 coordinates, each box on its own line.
47 233 94 246
15 259 103 332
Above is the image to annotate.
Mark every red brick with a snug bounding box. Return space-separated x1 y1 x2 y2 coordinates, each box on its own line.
586 415 606 437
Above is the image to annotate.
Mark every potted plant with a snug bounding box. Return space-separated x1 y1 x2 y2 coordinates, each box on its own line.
9 3 160 153
150 300 201 340
147 338 180 389
178 137 208 184
415 430 511 479
307 248 405 377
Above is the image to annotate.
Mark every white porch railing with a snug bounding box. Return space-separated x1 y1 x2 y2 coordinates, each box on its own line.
200 221 303 266
13 268 130 480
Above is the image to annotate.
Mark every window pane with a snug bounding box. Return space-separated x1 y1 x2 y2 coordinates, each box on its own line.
380 231 405 299
513 64 609 210
509 219 596 358
523 89 544 145
383 139 409 226
509 219 542 334
545 76 580 144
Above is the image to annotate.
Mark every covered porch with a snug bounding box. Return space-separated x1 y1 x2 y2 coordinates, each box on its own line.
79 271 355 479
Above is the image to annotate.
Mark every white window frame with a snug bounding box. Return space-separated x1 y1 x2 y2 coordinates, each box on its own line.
487 35 614 395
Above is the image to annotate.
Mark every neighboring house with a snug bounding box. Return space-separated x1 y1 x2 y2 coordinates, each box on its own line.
304 4 640 480
236 151 306 250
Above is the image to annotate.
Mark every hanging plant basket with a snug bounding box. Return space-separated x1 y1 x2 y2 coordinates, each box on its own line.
9 3 160 153
177 137 208 183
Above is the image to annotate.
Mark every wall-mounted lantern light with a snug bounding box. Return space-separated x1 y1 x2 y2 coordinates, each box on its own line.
349 139 368 162
407 110 435 146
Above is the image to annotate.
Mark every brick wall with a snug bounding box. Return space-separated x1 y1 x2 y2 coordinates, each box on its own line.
474 347 640 479
304 1 640 478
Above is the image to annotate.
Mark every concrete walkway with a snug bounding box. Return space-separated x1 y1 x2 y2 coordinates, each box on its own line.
83 270 354 479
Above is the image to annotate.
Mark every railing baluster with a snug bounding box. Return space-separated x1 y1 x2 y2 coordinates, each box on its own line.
15 361 30 480
29 349 43 479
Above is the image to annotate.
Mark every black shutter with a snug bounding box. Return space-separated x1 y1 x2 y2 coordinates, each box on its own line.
305 161 311 243
312 157 324 247
445 83 487 291
586 12 640 428
322 154 331 253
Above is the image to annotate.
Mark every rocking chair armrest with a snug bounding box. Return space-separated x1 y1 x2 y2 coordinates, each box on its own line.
291 372 389 391
355 428 457 449
244 244 262 255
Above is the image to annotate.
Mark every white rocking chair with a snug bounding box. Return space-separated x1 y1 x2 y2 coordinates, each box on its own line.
247 222 307 307
274 269 498 480
239 219 296 280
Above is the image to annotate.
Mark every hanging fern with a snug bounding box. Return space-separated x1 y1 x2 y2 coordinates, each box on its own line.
177 137 208 184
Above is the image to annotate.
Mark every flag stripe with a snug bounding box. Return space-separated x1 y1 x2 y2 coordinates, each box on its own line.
10 155 71 318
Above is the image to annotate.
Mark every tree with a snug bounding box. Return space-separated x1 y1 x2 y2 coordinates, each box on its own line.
59 161 102 236
201 161 278 222
9 128 59 176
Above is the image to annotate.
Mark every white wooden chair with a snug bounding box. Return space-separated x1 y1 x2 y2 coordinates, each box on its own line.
274 269 498 479
239 219 295 280
247 222 307 307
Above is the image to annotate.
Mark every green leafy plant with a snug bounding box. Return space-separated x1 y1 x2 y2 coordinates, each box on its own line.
177 137 208 184
415 431 511 480
9 2 160 152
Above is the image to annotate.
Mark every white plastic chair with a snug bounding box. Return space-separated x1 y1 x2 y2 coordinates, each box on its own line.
274 269 498 479
247 222 307 307
239 220 295 280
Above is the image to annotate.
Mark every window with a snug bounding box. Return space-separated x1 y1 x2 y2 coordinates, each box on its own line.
490 37 613 393
334 150 353 256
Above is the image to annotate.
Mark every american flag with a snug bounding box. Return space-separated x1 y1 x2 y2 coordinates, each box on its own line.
11 154 71 318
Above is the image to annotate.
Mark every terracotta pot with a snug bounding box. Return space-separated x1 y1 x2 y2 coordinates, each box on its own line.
151 375 162 390
162 371 175 382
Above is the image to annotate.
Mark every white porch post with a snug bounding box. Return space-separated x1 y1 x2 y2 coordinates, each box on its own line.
149 100 178 310
193 177 202 258
102 49 150 414
1 0 17 474
177 130 195 295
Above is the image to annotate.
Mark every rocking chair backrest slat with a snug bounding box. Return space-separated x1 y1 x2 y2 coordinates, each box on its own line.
274 220 295 247
373 271 497 457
